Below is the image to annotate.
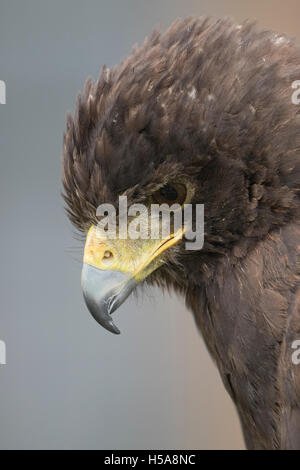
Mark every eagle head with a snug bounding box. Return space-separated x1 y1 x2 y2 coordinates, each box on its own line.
62 17 300 334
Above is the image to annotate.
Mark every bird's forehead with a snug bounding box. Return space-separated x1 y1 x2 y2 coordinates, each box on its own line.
94 109 199 199
100 155 192 204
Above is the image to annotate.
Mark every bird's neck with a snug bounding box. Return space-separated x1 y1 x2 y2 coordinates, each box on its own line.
184 245 290 450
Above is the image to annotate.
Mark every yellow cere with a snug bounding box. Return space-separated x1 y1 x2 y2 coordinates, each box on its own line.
83 225 185 282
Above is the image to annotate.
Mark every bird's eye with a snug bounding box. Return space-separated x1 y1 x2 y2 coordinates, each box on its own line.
152 183 187 206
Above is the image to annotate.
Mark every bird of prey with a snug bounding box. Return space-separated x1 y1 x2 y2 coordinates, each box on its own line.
62 17 300 450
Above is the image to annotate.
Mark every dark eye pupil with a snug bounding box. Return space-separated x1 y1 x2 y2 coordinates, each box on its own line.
159 184 178 201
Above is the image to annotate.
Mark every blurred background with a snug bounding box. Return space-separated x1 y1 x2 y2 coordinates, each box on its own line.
0 0 299 450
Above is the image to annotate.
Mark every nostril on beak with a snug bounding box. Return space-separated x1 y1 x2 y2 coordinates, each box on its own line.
102 250 114 265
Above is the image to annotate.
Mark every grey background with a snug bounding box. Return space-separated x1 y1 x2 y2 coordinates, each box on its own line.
0 0 299 450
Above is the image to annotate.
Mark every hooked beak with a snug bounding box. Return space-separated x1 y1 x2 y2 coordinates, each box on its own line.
81 264 136 334
81 225 184 334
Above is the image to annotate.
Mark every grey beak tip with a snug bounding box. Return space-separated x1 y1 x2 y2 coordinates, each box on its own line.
111 326 121 335
81 263 136 334
101 318 121 335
